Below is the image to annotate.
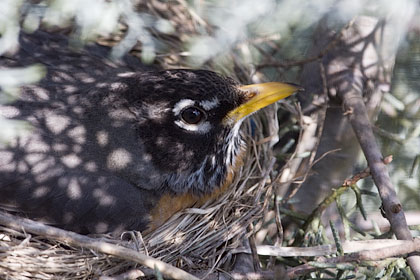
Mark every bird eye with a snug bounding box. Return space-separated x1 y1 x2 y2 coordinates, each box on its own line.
181 107 205 124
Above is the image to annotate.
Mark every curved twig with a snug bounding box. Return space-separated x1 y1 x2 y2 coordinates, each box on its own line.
0 211 199 280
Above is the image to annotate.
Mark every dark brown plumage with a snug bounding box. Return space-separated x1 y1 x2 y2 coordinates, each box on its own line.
0 31 296 234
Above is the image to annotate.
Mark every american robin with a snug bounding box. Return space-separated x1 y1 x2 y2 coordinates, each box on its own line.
0 33 298 235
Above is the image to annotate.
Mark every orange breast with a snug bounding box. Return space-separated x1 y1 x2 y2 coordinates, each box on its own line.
147 150 245 232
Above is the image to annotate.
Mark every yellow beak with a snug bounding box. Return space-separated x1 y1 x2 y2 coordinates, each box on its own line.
225 82 300 123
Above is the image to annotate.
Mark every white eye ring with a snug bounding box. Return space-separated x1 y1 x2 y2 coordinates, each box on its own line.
174 119 211 133
172 99 195 116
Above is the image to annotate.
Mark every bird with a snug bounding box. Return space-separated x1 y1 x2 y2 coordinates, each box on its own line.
0 32 298 235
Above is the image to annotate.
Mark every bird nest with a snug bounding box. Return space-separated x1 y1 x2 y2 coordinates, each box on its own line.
0 106 299 279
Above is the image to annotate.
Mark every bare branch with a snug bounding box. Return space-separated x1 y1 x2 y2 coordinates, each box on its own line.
232 239 419 257
287 238 420 278
0 211 199 280
231 238 420 279
340 74 420 277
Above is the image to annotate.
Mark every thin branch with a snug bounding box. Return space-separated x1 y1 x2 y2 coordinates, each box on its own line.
293 155 392 244
280 63 331 204
343 155 393 186
99 269 145 280
340 77 420 278
227 237 420 279
248 224 261 272
295 184 349 243
0 211 199 280
233 239 419 257
274 194 283 245
287 238 420 278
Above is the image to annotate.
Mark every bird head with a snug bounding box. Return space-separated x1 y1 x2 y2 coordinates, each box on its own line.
120 70 298 195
